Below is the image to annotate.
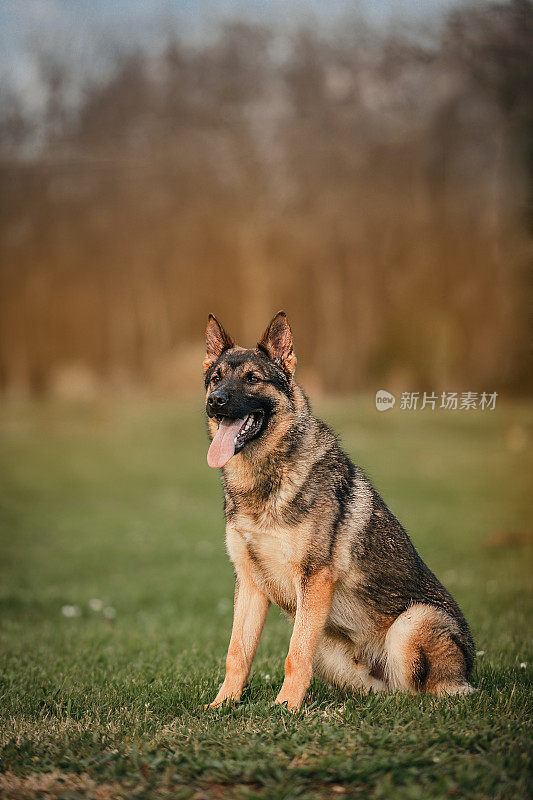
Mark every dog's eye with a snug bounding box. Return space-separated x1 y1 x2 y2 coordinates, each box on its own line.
247 374 260 384
211 374 221 385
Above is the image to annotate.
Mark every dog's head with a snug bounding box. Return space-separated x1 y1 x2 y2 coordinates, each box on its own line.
203 312 297 468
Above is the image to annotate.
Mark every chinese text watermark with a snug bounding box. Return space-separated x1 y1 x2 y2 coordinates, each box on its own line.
375 391 498 412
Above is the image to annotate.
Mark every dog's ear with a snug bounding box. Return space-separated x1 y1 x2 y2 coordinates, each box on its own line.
258 311 296 380
204 314 235 374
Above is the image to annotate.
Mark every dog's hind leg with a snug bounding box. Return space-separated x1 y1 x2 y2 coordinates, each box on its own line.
313 632 387 694
384 604 474 696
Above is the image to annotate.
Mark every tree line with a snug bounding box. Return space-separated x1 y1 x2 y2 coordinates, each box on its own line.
0 1 531 396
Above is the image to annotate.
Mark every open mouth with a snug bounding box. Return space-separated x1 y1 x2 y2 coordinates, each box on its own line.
207 411 265 468
226 411 264 452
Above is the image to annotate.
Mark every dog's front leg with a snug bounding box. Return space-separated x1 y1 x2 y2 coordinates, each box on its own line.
208 573 270 707
275 568 334 710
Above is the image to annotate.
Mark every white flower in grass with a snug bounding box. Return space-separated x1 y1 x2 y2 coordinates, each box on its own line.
520 662 527 669
476 650 485 657
264 674 271 681
103 606 116 620
61 605 81 618
89 599 103 612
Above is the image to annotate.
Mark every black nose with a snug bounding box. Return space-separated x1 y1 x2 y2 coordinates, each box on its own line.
208 389 229 413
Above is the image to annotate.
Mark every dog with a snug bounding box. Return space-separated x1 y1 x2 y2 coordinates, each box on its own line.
204 311 475 709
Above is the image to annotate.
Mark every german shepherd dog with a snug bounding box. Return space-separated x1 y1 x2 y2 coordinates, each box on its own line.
204 312 475 709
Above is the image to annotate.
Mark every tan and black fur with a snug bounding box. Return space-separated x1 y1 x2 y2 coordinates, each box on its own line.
204 312 475 709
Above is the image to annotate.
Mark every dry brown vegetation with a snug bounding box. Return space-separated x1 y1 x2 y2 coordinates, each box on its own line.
0 1 531 396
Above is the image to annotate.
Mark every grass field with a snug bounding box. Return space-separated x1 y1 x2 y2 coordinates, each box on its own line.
0 397 531 799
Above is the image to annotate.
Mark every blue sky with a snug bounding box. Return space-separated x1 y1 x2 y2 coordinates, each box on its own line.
0 0 473 57
0 0 485 115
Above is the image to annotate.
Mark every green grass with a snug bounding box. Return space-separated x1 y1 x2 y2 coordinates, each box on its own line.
0 397 531 799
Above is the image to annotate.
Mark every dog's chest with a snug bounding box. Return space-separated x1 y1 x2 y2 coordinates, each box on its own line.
226 516 306 613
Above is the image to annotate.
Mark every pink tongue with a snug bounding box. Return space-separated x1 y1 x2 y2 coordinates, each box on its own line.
207 417 246 468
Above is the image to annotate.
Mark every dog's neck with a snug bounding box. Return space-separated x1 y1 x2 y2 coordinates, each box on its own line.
221 383 321 514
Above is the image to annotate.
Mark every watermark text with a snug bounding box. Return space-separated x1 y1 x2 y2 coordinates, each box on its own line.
375 390 498 412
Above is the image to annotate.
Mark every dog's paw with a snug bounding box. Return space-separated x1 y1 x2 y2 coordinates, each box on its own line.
274 693 302 711
204 696 238 710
